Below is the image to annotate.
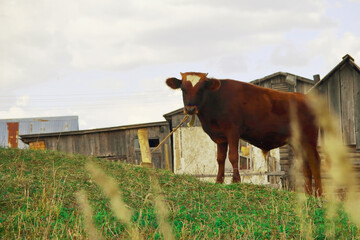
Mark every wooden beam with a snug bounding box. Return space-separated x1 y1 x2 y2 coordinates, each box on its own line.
165 143 170 170
193 171 286 178
138 129 153 168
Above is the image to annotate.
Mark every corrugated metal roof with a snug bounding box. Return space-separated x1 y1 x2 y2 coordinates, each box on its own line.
308 54 360 92
250 72 314 85
20 121 168 141
163 108 184 120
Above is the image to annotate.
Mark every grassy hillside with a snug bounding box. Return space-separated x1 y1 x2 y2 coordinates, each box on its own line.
0 148 358 239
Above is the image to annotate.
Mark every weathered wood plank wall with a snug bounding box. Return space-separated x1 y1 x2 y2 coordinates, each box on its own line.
22 123 172 170
354 68 360 149
328 71 342 134
340 65 356 144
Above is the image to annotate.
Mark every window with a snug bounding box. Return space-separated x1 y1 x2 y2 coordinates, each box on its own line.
240 156 251 170
149 139 160 148
134 138 160 149
239 140 252 170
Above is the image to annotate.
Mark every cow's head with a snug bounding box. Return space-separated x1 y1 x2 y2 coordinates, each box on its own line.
166 72 221 115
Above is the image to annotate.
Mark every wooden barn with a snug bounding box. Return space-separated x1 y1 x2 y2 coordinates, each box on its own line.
20 121 172 169
164 72 315 187
309 54 360 188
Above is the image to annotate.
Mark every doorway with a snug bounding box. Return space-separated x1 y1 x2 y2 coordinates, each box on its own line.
7 122 19 148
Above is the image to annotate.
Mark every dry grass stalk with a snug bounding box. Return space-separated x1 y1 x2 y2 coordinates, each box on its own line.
151 177 175 240
76 190 104 240
307 94 360 226
289 100 313 240
86 161 142 239
289 100 305 192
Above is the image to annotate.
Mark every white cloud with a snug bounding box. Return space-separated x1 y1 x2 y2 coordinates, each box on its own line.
16 96 30 107
0 107 26 120
270 43 310 67
1 0 334 87
1 0 359 128
0 95 30 119
217 55 248 74
91 78 126 90
307 30 360 70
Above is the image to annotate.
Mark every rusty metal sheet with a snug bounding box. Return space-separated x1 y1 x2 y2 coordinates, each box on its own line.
7 122 19 148
29 141 45 150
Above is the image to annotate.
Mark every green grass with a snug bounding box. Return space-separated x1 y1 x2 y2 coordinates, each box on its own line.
0 148 359 239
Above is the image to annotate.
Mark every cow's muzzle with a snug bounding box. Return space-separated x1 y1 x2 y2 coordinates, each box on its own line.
184 106 198 115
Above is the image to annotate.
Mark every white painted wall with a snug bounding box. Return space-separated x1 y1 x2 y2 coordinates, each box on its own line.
173 127 218 175
173 126 282 187
241 146 280 186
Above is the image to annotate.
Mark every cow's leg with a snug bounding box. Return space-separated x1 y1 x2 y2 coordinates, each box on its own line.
228 139 240 183
307 147 322 197
303 161 313 195
216 142 228 183
291 144 313 194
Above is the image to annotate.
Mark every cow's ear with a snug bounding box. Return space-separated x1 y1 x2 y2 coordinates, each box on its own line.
166 77 182 89
206 79 221 91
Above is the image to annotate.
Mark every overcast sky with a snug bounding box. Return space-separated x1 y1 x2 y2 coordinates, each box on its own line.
1 0 360 130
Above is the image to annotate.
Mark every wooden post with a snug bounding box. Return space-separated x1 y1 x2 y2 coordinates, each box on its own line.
165 143 170 170
272 156 276 183
138 129 153 168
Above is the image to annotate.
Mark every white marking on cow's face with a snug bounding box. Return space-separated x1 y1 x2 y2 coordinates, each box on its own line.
186 75 201 87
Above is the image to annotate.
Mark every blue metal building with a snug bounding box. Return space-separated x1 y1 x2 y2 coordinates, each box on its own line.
0 116 79 149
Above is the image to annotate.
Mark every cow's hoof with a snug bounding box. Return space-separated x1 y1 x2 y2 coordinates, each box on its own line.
232 178 241 183
216 178 224 184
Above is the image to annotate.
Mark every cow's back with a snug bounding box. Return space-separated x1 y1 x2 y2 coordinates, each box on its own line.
197 79 316 151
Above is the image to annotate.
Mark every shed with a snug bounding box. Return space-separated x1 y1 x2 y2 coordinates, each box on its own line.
309 54 360 149
164 72 315 187
0 116 79 149
20 121 172 170
309 54 360 187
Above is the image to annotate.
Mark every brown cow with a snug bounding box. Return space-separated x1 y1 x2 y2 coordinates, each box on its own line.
166 72 322 196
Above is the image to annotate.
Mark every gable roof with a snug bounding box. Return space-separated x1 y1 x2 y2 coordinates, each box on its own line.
250 72 314 85
163 108 184 120
310 54 360 91
20 121 168 141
